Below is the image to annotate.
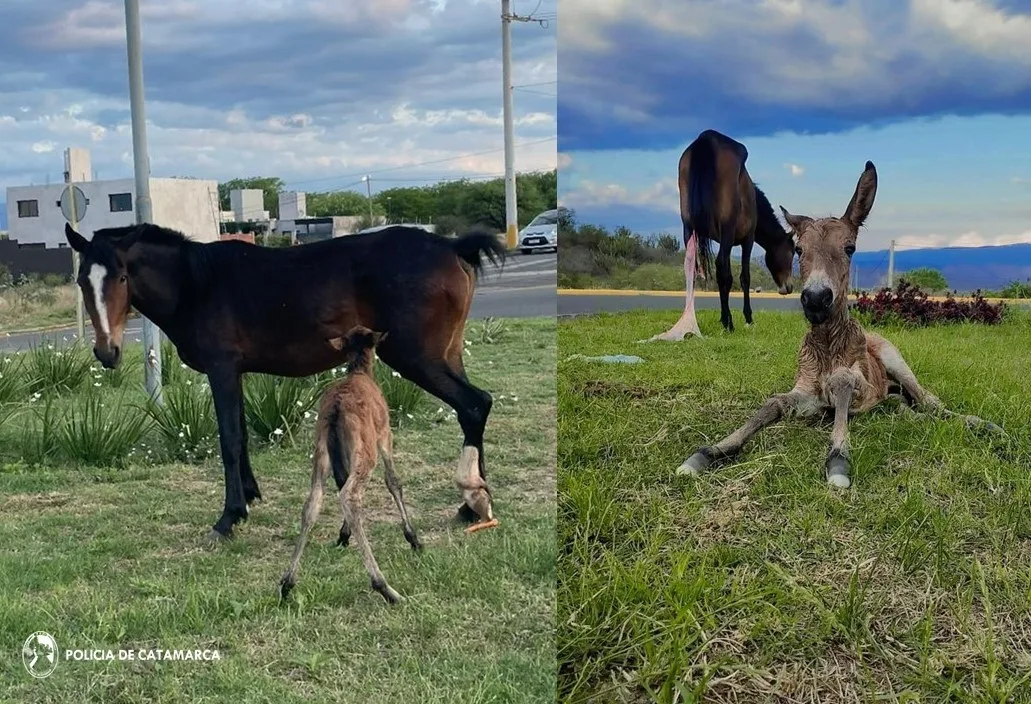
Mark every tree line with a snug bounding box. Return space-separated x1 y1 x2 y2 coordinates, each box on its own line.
218 170 556 236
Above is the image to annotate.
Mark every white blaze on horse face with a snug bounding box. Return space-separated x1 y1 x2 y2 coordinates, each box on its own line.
803 269 835 300
87 263 111 336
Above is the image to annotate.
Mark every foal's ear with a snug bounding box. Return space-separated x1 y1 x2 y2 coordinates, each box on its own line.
372 330 388 347
778 206 810 233
843 160 877 229
65 223 90 253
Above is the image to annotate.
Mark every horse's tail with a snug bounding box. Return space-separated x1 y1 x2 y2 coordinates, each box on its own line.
451 230 507 278
686 135 716 280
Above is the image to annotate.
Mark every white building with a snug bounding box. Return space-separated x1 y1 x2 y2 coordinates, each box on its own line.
5 148 220 248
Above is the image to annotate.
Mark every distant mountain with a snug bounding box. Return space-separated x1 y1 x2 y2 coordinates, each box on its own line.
850 243 1031 292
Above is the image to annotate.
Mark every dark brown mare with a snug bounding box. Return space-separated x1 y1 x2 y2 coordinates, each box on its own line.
64 222 505 541
645 129 796 341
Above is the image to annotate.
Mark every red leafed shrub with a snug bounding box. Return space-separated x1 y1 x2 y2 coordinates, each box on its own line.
853 280 1007 327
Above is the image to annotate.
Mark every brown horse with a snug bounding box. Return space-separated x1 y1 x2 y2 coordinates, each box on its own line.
645 129 795 340
64 222 504 542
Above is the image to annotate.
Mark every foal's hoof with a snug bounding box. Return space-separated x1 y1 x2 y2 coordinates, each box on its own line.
826 452 851 489
279 576 295 601
676 449 713 476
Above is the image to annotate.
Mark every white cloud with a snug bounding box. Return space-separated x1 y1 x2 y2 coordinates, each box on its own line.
785 162 804 177
561 178 677 211
897 229 1031 249
31 141 57 153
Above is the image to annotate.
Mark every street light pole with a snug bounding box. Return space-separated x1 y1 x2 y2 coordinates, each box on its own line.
124 0 163 404
501 0 518 250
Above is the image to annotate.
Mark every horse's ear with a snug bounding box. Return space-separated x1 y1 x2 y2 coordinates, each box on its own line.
843 161 877 229
779 206 809 234
65 223 90 253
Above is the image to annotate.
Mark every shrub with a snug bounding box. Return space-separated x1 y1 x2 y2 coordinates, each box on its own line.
25 342 93 394
0 263 12 289
19 397 61 466
374 363 425 427
854 280 1006 327
15 282 58 308
42 273 68 287
999 280 1031 299
475 317 507 344
243 374 320 445
142 383 218 463
0 354 26 404
433 215 467 238
57 393 152 467
899 268 948 292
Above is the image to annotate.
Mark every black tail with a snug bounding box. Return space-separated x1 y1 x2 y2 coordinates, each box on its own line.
452 230 506 277
686 135 716 279
325 406 350 491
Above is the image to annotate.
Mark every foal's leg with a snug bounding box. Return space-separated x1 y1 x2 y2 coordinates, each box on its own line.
207 367 250 541
870 335 1006 436
825 368 858 488
676 387 818 475
715 236 734 332
740 239 754 326
642 231 703 342
341 459 402 604
379 431 422 551
279 435 330 599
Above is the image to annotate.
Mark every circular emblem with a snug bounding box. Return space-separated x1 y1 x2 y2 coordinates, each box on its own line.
22 632 59 679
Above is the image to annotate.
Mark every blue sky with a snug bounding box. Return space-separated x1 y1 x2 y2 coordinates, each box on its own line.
0 0 555 202
558 0 1031 252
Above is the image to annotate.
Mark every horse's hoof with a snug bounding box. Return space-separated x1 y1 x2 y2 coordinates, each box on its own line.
826 453 851 488
676 450 713 476
205 528 232 545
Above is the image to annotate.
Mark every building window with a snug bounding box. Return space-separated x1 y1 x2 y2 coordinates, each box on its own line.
109 193 133 212
17 200 39 218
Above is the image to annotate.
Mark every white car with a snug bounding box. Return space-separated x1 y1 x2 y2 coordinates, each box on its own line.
518 209 559 254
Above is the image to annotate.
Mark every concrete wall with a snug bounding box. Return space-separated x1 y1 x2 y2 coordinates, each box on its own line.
5 177 220 247
0 239 74 279
230 189 267 222
64 148 91 183
279 191 306 221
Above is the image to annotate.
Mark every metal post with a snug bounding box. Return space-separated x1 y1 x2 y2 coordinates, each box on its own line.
124 0 163 404
65 178 85 341
501 0 518 250
887 239 895 288
365 176 374 224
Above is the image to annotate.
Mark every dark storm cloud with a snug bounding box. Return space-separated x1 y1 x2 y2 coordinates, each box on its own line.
559 0 1031 151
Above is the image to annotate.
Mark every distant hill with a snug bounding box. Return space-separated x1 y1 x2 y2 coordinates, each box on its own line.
850 243 1031 292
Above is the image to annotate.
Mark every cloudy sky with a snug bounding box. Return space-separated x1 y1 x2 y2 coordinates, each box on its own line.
0 0 556 223
558 0 1031 252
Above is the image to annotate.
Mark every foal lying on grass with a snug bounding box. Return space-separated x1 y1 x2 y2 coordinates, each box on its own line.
676 161 1005 488
279 326 420 604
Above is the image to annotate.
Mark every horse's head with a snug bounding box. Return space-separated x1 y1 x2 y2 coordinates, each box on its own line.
764 237 795 296
779 161 877 326
64 223 144 368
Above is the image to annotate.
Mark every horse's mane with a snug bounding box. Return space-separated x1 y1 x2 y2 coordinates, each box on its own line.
94 223 222 293
753 185 791 244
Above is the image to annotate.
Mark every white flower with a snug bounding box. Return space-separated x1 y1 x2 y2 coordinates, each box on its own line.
392 371 401 378
406 413 414 420
511 396 519 402
296 400 303 407
178 432 185 438
303 411 312 420
93 382 101 387
273 428 284 436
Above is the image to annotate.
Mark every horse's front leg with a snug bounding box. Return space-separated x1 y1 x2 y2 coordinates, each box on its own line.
238 398 263 505
825 368 859 488
677 386 818 475
207 366 249 541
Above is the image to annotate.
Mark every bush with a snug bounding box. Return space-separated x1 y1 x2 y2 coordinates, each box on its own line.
15 282 58 308
42 273 68 287
143 383 218 463
433 215 468 238
475 317 507 344
0 354 26 404
19 397 61 466
0 263 12 289
854 280 1006 327
243 374 320 445
57 392 152 467
899 268 948 292
25 342 93 395
998 280 1031 299
374 363 425 427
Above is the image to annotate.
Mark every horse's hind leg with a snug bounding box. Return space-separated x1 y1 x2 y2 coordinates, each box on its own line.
379 431 422 551
340 457 402 604
641 228 703 342
871 334 1006 436
279 433 330 599
715 236 734 332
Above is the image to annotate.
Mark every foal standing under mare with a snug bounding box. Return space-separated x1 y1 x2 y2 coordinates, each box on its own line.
676 161 1005 488
645 129 796 341
64 222 504 541
279 326 437 604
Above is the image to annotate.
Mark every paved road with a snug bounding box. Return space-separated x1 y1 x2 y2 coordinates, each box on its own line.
0 252 556 351
557 289 1031 317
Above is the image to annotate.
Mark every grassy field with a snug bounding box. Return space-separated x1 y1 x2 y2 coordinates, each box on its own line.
558 309 1031 702
0 283 78 333
0 317 556 703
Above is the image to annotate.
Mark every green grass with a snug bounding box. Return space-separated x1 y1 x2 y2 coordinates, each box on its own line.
0 317 556 703
558 309 1031 703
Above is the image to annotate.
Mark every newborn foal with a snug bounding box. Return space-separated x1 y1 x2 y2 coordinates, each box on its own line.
676 161 1004 488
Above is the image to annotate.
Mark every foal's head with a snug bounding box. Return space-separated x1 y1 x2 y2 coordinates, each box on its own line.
779 161 877 326
341 326 388 373
64 223 142 368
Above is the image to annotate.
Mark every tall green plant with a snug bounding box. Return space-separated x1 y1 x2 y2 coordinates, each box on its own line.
243 374 320 445
0 355 26 404
57 393 152 467
142 383 219 463
25 342 93 395
19 397 61 466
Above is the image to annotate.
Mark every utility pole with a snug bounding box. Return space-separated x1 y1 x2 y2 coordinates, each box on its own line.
364 175 374 225
501 0 518 250
63 161 85 341
124 0 163 404
887 239 896 288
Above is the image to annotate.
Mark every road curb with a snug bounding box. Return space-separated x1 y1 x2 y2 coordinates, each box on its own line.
557 288 1031 304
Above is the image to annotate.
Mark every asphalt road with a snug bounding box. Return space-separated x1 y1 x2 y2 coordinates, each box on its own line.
0 252 556 352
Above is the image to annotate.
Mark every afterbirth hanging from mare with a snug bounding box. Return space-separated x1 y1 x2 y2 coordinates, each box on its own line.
65 222 504 542
643 129 796 341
